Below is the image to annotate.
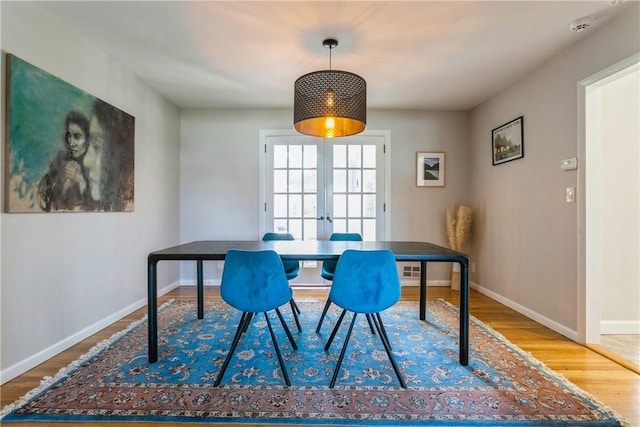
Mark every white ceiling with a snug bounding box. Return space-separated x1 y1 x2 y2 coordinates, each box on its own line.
35 1 633 111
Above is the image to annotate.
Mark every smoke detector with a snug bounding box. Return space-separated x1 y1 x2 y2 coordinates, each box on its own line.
569 16 592 32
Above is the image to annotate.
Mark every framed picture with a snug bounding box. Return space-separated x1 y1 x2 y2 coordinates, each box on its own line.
492 116 524 165
416 152 445 187
5 54 135 213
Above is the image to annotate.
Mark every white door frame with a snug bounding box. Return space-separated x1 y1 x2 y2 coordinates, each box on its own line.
576 53 639 344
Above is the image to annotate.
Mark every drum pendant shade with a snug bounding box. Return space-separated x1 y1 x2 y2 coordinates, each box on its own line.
294 39 366 138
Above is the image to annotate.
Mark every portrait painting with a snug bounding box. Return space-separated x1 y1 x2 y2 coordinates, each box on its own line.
4 54 135 213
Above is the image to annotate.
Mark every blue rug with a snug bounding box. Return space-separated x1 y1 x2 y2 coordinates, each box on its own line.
1 299 626 425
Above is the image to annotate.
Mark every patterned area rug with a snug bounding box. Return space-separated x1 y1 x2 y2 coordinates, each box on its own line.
1 299 626 425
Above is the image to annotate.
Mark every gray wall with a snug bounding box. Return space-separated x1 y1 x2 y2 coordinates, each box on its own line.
468 4 639 338
1 2 181 381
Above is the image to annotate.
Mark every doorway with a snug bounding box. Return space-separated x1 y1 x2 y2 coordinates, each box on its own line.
259 129 391 285
579 54 640 369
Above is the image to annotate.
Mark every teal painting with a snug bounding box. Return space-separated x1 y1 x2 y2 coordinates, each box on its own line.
5 54 135 212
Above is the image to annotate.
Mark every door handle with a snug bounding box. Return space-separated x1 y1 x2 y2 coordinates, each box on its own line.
316 216 324 221
326 215 333 223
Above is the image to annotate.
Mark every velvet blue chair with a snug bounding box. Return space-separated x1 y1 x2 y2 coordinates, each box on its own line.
262 232 302 332
214 249 297 386
316 233 367 333
323 249 406 388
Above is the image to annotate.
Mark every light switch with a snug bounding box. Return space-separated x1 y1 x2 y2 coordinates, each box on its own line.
566 187 575 203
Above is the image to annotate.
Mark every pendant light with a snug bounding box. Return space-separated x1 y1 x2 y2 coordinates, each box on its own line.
294 38 366 138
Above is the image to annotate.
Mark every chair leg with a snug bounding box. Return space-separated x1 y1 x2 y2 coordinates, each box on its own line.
372 313 407 388
291 299 301 314
365 313 376 335
324 309 347 351
241 312 254 334
264 312 291 386
214 311 253 387
275 308 298 350
329 313 358 388
289 299 302 332
315 299 333 333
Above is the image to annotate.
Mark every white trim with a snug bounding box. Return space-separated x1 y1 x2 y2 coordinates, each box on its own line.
471 281 578 341
0 281 180 385
600 321 640 335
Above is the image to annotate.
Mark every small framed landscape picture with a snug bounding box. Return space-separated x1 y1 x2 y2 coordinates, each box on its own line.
492 116 524 165
416 152 445 187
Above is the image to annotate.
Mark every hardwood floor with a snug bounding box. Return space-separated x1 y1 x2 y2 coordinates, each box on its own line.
2 286 638 426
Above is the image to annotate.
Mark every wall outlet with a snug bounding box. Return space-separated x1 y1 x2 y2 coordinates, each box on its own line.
471 262 476 273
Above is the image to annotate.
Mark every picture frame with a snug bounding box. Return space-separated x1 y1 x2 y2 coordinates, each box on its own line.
492 116 524 165
416 152 445 187
5 54 135 213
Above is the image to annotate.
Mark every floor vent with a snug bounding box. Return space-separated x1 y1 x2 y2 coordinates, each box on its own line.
402 265 420 278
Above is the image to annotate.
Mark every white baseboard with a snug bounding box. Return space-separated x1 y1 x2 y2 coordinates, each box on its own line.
470 281 579 342
601 320 640 335
401 280 451 287
0 281 180 385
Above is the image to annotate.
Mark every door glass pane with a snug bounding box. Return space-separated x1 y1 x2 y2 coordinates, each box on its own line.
363 170 376 192
348 194 361 217
348 219 362 234
363 194 376 217
333 194 346 217
363 145 376 168
333 145 346 168
303 145 317 168
289 169 302 192
348 169 361 192
333 170 346 192
274 145 287 168
303 170 317 192
303 194 317 217
363 219 376 240
289 219 302 238
274 194 287 217
289 145 302 168
274 219 287 233
289 194 302 217
304 219 317 240
274 170 287 192
348 145 362 167
333 219 346 233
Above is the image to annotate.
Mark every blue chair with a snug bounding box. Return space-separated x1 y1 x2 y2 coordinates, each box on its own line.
262 232 302 332
323 249 406 388
316 233 367 333
214 249 297 386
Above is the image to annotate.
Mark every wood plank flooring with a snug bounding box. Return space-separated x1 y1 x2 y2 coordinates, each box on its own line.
1 286 638 427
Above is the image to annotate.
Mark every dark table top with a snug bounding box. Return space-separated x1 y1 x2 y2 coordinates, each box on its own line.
148 240 468 264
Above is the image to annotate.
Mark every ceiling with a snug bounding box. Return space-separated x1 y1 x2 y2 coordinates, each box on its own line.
34 1 633 111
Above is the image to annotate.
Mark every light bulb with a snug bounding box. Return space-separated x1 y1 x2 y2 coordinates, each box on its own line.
325 117 335 129
325 89 335 107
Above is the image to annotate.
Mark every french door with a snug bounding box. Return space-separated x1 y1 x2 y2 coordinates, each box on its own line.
260 130 389 283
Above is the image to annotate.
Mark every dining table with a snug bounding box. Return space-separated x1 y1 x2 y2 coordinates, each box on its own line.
147 240 469 365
